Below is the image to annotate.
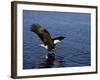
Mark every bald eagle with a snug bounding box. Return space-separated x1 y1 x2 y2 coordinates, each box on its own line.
31 24 65 52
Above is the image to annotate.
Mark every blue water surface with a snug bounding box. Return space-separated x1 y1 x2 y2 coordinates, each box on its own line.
23 10 91 69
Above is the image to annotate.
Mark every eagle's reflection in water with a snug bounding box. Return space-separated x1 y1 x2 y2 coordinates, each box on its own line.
38 52 65 68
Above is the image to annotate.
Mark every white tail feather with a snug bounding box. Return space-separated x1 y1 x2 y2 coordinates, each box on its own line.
40 44 48 49
54 40 61 44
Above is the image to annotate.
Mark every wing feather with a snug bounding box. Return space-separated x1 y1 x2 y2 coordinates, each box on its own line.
31 24 55 51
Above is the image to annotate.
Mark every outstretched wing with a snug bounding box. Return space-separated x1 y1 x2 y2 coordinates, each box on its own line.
31 24 55 51
53 36 66 41
53 36 66 44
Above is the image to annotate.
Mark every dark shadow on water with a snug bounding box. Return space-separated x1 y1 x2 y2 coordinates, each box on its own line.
38 53 66 68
